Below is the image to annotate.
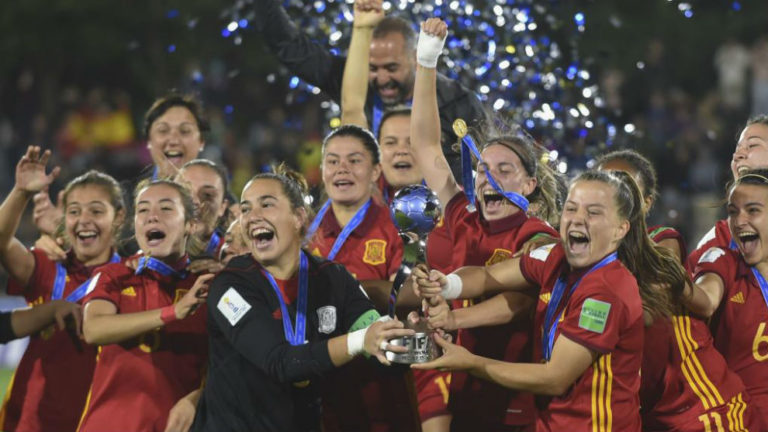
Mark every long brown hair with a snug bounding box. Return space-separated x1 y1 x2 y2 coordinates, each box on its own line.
574 170 688 319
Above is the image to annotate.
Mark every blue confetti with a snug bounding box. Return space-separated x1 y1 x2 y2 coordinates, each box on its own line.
238 19 249 28
574 12 585 26
289 76 300 89
221 29 231 38
167 44 176 53
732 1 741 11
224 105 234 114
684 10 693 18
166 9 180 19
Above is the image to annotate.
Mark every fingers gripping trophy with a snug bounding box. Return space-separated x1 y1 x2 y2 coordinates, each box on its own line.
386 185 442 363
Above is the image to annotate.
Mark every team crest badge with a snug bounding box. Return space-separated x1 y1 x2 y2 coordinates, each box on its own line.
485 248 512 266
317 306 337 334
363 239 387 265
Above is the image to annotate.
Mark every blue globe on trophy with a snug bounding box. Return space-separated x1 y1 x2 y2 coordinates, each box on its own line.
389 184 442 236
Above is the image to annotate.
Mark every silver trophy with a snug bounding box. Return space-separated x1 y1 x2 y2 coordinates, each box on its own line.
386 185 442 364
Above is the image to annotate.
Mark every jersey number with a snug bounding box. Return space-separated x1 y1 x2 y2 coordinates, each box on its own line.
753 322 768 362
698 413 724 432
434 374 452 405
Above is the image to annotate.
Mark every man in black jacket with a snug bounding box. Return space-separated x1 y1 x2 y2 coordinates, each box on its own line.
252 0 486 179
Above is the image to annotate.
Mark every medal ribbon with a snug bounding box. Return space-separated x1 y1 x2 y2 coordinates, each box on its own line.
263 251 309 345
52 252 121 302
307 199 371 260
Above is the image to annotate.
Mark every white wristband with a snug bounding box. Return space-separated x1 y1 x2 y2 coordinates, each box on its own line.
442 273 463 300
347 327 368 356
416 29 447 68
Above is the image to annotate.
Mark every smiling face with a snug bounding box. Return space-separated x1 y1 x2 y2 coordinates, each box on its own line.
147 106 205 177
476 143 536 221
177 164 226 239
65 185 121 266
728 183 768 267
322 136 381 207
560 180 629 269
369 33 416 106
135 184 190 261
219 220 249 265
731 123 768 180
379 114 422 189
240 178 305 266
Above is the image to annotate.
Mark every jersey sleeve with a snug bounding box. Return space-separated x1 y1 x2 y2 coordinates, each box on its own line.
515 218 558 250
6 248 55 302
0 311 15 344
331 264 380 332
692 247 734 283
207 270 336 384
519 243 558 287
82 266 122 311
557 274 628 354
442 192 470 233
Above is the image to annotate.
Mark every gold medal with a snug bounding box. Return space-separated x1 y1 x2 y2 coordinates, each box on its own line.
452 119 468 138
292 380 311 388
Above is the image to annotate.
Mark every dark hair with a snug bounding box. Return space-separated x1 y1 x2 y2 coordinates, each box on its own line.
745 114 768 129
57 170 126 247
322 124 381 164
729 167 768 194
133 179 201 252
572 170 687 320
244 163 313 238
596 149 658 205
373 16 416 52
143 93 210 139
377 106 412 141
180 159 231 199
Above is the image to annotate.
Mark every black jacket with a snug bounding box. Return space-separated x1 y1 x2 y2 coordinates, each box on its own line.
253 0 487 179
191 252 378 432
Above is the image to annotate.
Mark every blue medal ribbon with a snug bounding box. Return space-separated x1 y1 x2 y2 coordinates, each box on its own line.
205 231 222 256
371 96 412 139
263 251 309 345
151 166 159 181
749 267 768 313
52 252 121 302
307 199 372 261
542 252 617 361
460 133 529 213
135 256 189 279
729 238 738 250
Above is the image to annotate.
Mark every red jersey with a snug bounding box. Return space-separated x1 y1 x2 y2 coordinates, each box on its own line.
642 226 758 430
444 192 557 428
687 219 731 274
0 249 103 432
694 247 768 425
77 260 208 432
520 243 644 432
309 200 403 281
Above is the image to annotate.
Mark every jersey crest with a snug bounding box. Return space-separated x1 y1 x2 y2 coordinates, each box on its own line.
485 248 512 266
363 239 387 265
317 305 337 334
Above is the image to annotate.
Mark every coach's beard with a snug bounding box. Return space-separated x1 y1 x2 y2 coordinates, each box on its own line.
374 80 409 106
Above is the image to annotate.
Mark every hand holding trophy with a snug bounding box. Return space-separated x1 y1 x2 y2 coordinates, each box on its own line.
386 184 443 364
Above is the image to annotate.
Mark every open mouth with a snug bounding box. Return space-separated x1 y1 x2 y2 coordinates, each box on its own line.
164 150 184 166
250 227 276 250
393 161 412 171
737 231 759 256
737 165 751 175
482 192 505 211
146 229 167 247
567 231 590 254
75 230 99 246
333 179 355 190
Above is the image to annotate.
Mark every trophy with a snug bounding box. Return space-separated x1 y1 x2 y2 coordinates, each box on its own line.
386 184 442 364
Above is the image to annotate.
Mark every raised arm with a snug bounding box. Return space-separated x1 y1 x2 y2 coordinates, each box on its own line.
83 274 212 345
341 0 384 127
684 272 726 318
410 18 461 206
0 146 61 287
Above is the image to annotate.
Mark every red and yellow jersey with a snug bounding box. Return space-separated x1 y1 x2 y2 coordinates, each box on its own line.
687 219 731 275
443 192 557 427
1 249 104 432
77 260 208 432
520 243 643 432
694 247 768 424
308 200 403 281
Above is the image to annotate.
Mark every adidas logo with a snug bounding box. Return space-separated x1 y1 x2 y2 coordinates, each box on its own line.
729 292 745 304
121 286 137 297
539 292 552 304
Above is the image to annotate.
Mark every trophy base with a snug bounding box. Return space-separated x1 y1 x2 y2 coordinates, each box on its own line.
385 332 440 364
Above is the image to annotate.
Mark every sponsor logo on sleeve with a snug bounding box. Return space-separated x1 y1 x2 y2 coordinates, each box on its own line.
217 287 252 326
578 298 611 334
529 244 555 262
317 306 337 334
698 247 726 264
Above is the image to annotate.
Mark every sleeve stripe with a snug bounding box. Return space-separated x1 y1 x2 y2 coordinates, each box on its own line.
672 315 725 410
591 353 613 432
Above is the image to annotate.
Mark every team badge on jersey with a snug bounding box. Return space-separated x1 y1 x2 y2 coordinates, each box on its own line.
698 247 725 264
218 287 252 326
317 306 337 334
485 248 512 266
529 243 556 262
363 239 387 265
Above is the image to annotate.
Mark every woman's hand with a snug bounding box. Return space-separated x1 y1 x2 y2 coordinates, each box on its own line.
34 234 67 261
425 296 456 331
412 265 446 300
15 146 60 195
363 319 415 366
411 333 476 371
175 274 214 319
